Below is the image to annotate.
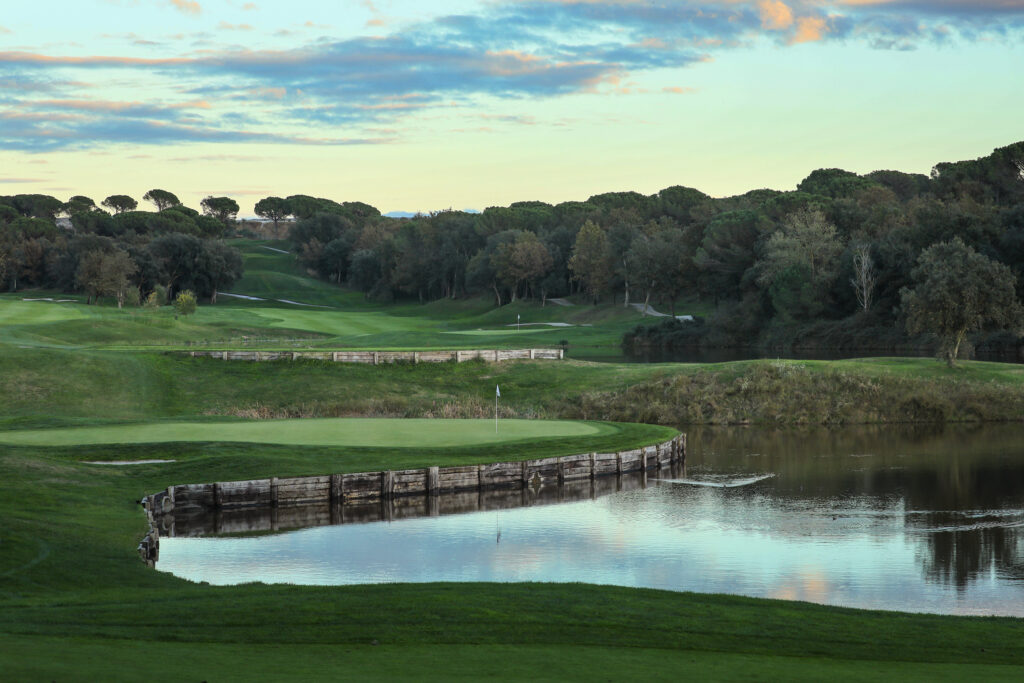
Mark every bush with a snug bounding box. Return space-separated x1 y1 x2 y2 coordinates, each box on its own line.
124 287 141 308
174 290 197 316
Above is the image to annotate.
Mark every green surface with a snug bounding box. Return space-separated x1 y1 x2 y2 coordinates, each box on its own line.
0 239 655 354
3 238 1024 679
1 439 1022 682
0 417 604 447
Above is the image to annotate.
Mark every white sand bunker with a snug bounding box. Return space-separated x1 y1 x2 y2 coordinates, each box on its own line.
84 459 176 465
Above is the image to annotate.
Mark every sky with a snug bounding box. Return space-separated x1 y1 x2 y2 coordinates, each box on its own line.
1 0 1022 216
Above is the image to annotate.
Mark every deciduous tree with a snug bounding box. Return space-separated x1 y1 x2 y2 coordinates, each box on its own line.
568 221 611 304
901 238 1022 367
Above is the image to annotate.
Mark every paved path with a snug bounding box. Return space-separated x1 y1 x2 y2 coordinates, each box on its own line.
219 292 333 308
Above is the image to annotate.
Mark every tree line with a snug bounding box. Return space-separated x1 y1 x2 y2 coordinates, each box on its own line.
0 189 242 306
3 141 1023 358
274 142 1024 353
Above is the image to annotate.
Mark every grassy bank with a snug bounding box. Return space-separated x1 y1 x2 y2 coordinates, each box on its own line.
2 441 1023 681
3 348 1024 428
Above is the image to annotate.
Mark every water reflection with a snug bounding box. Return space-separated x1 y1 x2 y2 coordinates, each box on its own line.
157 423 1024 616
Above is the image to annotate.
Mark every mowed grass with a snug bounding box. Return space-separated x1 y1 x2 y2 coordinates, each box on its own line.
1 440 1022 681
0 239 660 352
0 417 606 448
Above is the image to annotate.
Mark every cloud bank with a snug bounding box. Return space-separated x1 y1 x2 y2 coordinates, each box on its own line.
1 0 1021 151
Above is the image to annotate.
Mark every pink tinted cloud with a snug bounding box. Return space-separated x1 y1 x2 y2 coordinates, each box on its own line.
758 0 795 29
170 0 201 15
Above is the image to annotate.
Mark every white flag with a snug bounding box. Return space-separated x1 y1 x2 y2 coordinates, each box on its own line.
496 385 501 397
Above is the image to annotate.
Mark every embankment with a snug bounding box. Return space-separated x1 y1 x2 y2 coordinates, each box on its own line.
139 434 685 564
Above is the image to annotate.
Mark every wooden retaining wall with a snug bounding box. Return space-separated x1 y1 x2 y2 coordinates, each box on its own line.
153 464 671 540
138 434 685 565
183 348 564 364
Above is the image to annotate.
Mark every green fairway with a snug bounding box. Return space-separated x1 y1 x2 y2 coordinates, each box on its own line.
0 417 605 447
0 239 662 354
0 299 88 326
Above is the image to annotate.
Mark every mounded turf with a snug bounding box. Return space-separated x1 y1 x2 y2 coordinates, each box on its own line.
0 417 605 447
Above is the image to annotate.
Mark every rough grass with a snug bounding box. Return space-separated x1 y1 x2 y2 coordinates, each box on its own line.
566 359 1024 425
3 349 1024 428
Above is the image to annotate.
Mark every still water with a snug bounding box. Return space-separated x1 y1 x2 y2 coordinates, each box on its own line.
157 424 1024 616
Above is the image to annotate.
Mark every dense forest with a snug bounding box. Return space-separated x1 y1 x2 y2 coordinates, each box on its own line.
3 141 1023 353
278 140 1024 353
0 190 243 307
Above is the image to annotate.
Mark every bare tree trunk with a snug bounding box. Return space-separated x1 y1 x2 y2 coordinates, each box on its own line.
492 283 502 307
851 244 875 313
642 289 651 317
948 330 967 368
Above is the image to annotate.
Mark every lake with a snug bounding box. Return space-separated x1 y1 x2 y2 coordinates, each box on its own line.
155 423 1024 616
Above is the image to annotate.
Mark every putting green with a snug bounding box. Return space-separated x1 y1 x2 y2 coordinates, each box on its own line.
442 328 554 336
0 418 607 448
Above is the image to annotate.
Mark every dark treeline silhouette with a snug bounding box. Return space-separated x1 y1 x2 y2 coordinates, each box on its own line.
0 190 242 306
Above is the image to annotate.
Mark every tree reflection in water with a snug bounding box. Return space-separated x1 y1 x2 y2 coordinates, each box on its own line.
685 423 1024 591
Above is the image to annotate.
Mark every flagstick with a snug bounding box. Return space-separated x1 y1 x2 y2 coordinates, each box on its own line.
495 391 498 433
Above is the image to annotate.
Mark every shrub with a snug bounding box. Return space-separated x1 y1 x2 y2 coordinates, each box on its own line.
174 290 197 316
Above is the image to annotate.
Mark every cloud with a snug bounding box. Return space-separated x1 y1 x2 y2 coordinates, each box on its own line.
0 25 11 35
759 0 795 29
790 15 830 42
1 0 1022 152
218 22 254 31
170 0 201 15
0 178 45 183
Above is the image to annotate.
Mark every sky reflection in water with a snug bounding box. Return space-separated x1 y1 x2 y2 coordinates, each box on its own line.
157 424 1024 616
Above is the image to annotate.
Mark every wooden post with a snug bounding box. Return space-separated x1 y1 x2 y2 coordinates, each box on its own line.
213 483 222 508
382 470 394 499
530 349 535 360
373 352 380 365
270 477 279 507
427 466 439 495
414 351 420 364
557 458 565 486
589 452 596 480
615 451 622 476
329 474 342 503
521 460 528 488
